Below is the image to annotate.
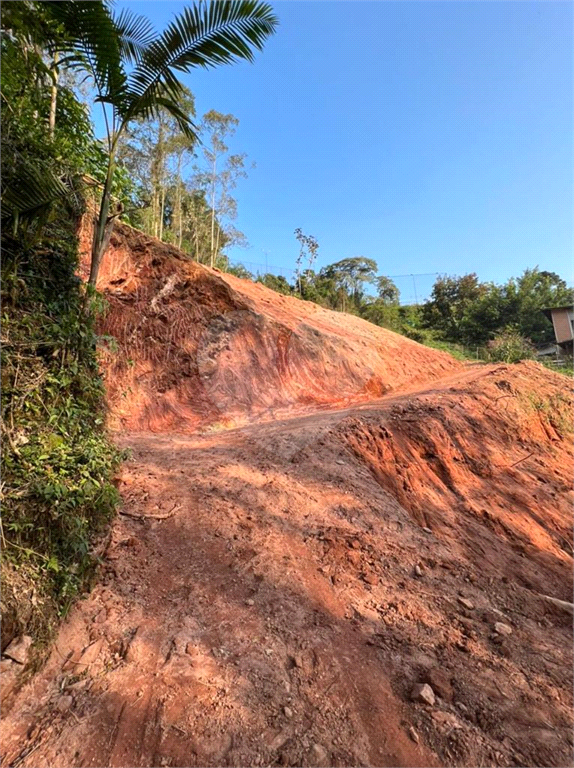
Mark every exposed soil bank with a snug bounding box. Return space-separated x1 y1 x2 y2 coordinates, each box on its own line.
79 222 460 432
2 363 572 767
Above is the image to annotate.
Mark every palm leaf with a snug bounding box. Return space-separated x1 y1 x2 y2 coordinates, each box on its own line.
127 1 278 101
112 7 157 65
41 1 127 106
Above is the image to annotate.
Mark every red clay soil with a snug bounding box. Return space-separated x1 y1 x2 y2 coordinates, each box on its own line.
1 227 573 768
77 221 460 432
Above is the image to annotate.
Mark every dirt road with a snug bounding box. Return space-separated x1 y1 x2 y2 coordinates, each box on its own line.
1 364 572 768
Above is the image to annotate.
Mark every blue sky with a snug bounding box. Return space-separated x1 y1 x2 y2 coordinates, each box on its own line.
108 1 572 301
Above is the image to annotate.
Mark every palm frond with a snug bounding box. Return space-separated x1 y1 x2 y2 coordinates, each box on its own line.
127 1 278 101
1 154 71 233
41 1 127 106
112 8 157 65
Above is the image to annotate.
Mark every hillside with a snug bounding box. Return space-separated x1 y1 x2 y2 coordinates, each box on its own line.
1 224 572 768
79 221 460 432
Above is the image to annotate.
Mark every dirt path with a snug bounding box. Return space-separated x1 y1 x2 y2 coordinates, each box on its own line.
2 366 572 768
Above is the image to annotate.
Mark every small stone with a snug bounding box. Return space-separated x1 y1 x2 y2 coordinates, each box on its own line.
347 550 361 566
56 695 73 713
422 668 453 702
363 572 379 586
408 726 420 744
336 460 345 465
457 596 474 610
494 622 512 636
265 648 273 656
414 565 423 578
310 743 329 765
245 599 255 606
3 635 33 665
422 527 433 534
411 683 435 706
283 706 293 718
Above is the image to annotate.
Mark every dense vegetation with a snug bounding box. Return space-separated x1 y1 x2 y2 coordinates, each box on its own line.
1 3 122 649
0 0 277 651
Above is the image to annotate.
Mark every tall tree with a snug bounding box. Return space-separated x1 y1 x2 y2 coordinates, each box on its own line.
323 257 377 310
195 110 252 267
294 228 319 295
40 0 278 290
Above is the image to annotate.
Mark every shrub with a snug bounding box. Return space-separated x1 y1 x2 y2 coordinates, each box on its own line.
487 328 536 363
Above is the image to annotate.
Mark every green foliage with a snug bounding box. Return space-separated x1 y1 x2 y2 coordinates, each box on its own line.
256 273 293 295
422 269 573 347
40 0 278 286
540 357 574 378
421 273 486 341
226 263 254 280
1 8 124 647
1 220 123 645
486 328 536 363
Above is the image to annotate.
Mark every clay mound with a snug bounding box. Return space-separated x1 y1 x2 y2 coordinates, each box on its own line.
336 361 573 600
82 222 461 431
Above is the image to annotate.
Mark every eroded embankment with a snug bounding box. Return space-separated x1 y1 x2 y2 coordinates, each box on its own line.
1 363 572 768
78 221 460 432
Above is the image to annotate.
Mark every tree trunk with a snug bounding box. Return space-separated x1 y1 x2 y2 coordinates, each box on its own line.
159 185 165 241
210 154 217 268
48 52 59 139
88 157 115 290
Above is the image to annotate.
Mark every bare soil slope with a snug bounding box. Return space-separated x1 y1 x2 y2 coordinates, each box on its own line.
2 362 572 768
79 222 460 432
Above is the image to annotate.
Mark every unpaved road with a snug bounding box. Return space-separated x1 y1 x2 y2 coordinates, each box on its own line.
1 366 572 768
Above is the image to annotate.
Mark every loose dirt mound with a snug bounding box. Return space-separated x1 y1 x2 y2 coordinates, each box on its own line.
79 222 460 431
2 363 572 767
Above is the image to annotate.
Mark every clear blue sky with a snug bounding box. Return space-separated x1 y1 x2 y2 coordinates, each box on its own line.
110 0 573 299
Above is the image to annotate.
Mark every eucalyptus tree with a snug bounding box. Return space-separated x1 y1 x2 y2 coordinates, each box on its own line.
43 0 278 290
195 110 252 267
294 228 319 295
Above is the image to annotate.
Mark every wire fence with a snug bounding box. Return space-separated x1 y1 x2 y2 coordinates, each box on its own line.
225 256 439 306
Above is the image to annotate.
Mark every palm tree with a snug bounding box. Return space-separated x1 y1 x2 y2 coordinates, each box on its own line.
44 0 278 290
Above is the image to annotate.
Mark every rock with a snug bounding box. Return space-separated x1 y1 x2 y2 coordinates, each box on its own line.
408 726 420 744
336 460 345 465
56 695 74 713
3 635 33 665
457 596 474 610
347 550 361 566
245 599 255 606
494 622 512 636
422 527 433 534
422 668 453 702
310 743 329 765
363 572 379 586
414 565 423 578
283 706 293 718
411 683 435 706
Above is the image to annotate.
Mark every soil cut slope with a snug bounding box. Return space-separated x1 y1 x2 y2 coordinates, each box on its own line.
79 222 460 432
2 362 572 768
